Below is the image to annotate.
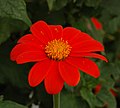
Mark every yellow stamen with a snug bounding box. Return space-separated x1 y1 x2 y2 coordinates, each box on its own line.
45 38 72 61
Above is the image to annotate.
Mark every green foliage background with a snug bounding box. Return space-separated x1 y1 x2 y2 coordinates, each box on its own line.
0 0 120 108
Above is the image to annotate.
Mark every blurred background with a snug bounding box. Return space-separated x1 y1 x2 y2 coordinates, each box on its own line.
0 0 120 108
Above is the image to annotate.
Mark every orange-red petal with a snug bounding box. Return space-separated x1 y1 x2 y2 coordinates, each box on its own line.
49 25 63 39
59 61 80 86
71 40 104 53
66 57 100 78
63 27 80 41
17 34 41 45
30 21 53 44
70 52 108 62
94 84 101 94
69 32 93 45
44 61 64 94
10 43 42 61
28 59 52 87
91 17 102 30
16 51 47 64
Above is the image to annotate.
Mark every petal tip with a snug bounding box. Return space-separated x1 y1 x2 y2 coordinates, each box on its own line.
94 73 100 78
10 56 15 61
28 77 39 87
105 59 108 62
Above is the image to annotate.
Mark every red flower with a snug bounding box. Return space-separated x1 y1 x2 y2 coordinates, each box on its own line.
94 84 117 96
10 21 108 94
91 17 103 30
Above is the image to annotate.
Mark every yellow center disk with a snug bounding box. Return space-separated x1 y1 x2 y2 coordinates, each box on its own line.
45 38 72 61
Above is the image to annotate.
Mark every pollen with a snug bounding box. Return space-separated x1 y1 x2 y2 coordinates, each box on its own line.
45 38 72 61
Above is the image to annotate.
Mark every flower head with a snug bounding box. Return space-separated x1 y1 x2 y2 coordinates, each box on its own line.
91 17 103 30
10 21 107 94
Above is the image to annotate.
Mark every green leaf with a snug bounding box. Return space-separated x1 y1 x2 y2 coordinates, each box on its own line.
100 63 120 81
87 18 104 43
85 0 102 7
64 83 74 92
106 16 120 33
0 100 27 108
80 72 99 89
46 0 69 11
101 0 120 15
0 0 31 26
72 17 104 43
96 87 117 108
80 88 96 108
52 0 68 11
0 18 10 44
61 91 89 108
47 0 55 10
100 0 120 33
0 0 31 44
72 19 87 32
0 18 28 44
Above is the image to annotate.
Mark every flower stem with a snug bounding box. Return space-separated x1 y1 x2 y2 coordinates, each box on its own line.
53 93 60 108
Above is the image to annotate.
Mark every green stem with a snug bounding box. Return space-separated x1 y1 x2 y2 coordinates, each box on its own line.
53 93 60 108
